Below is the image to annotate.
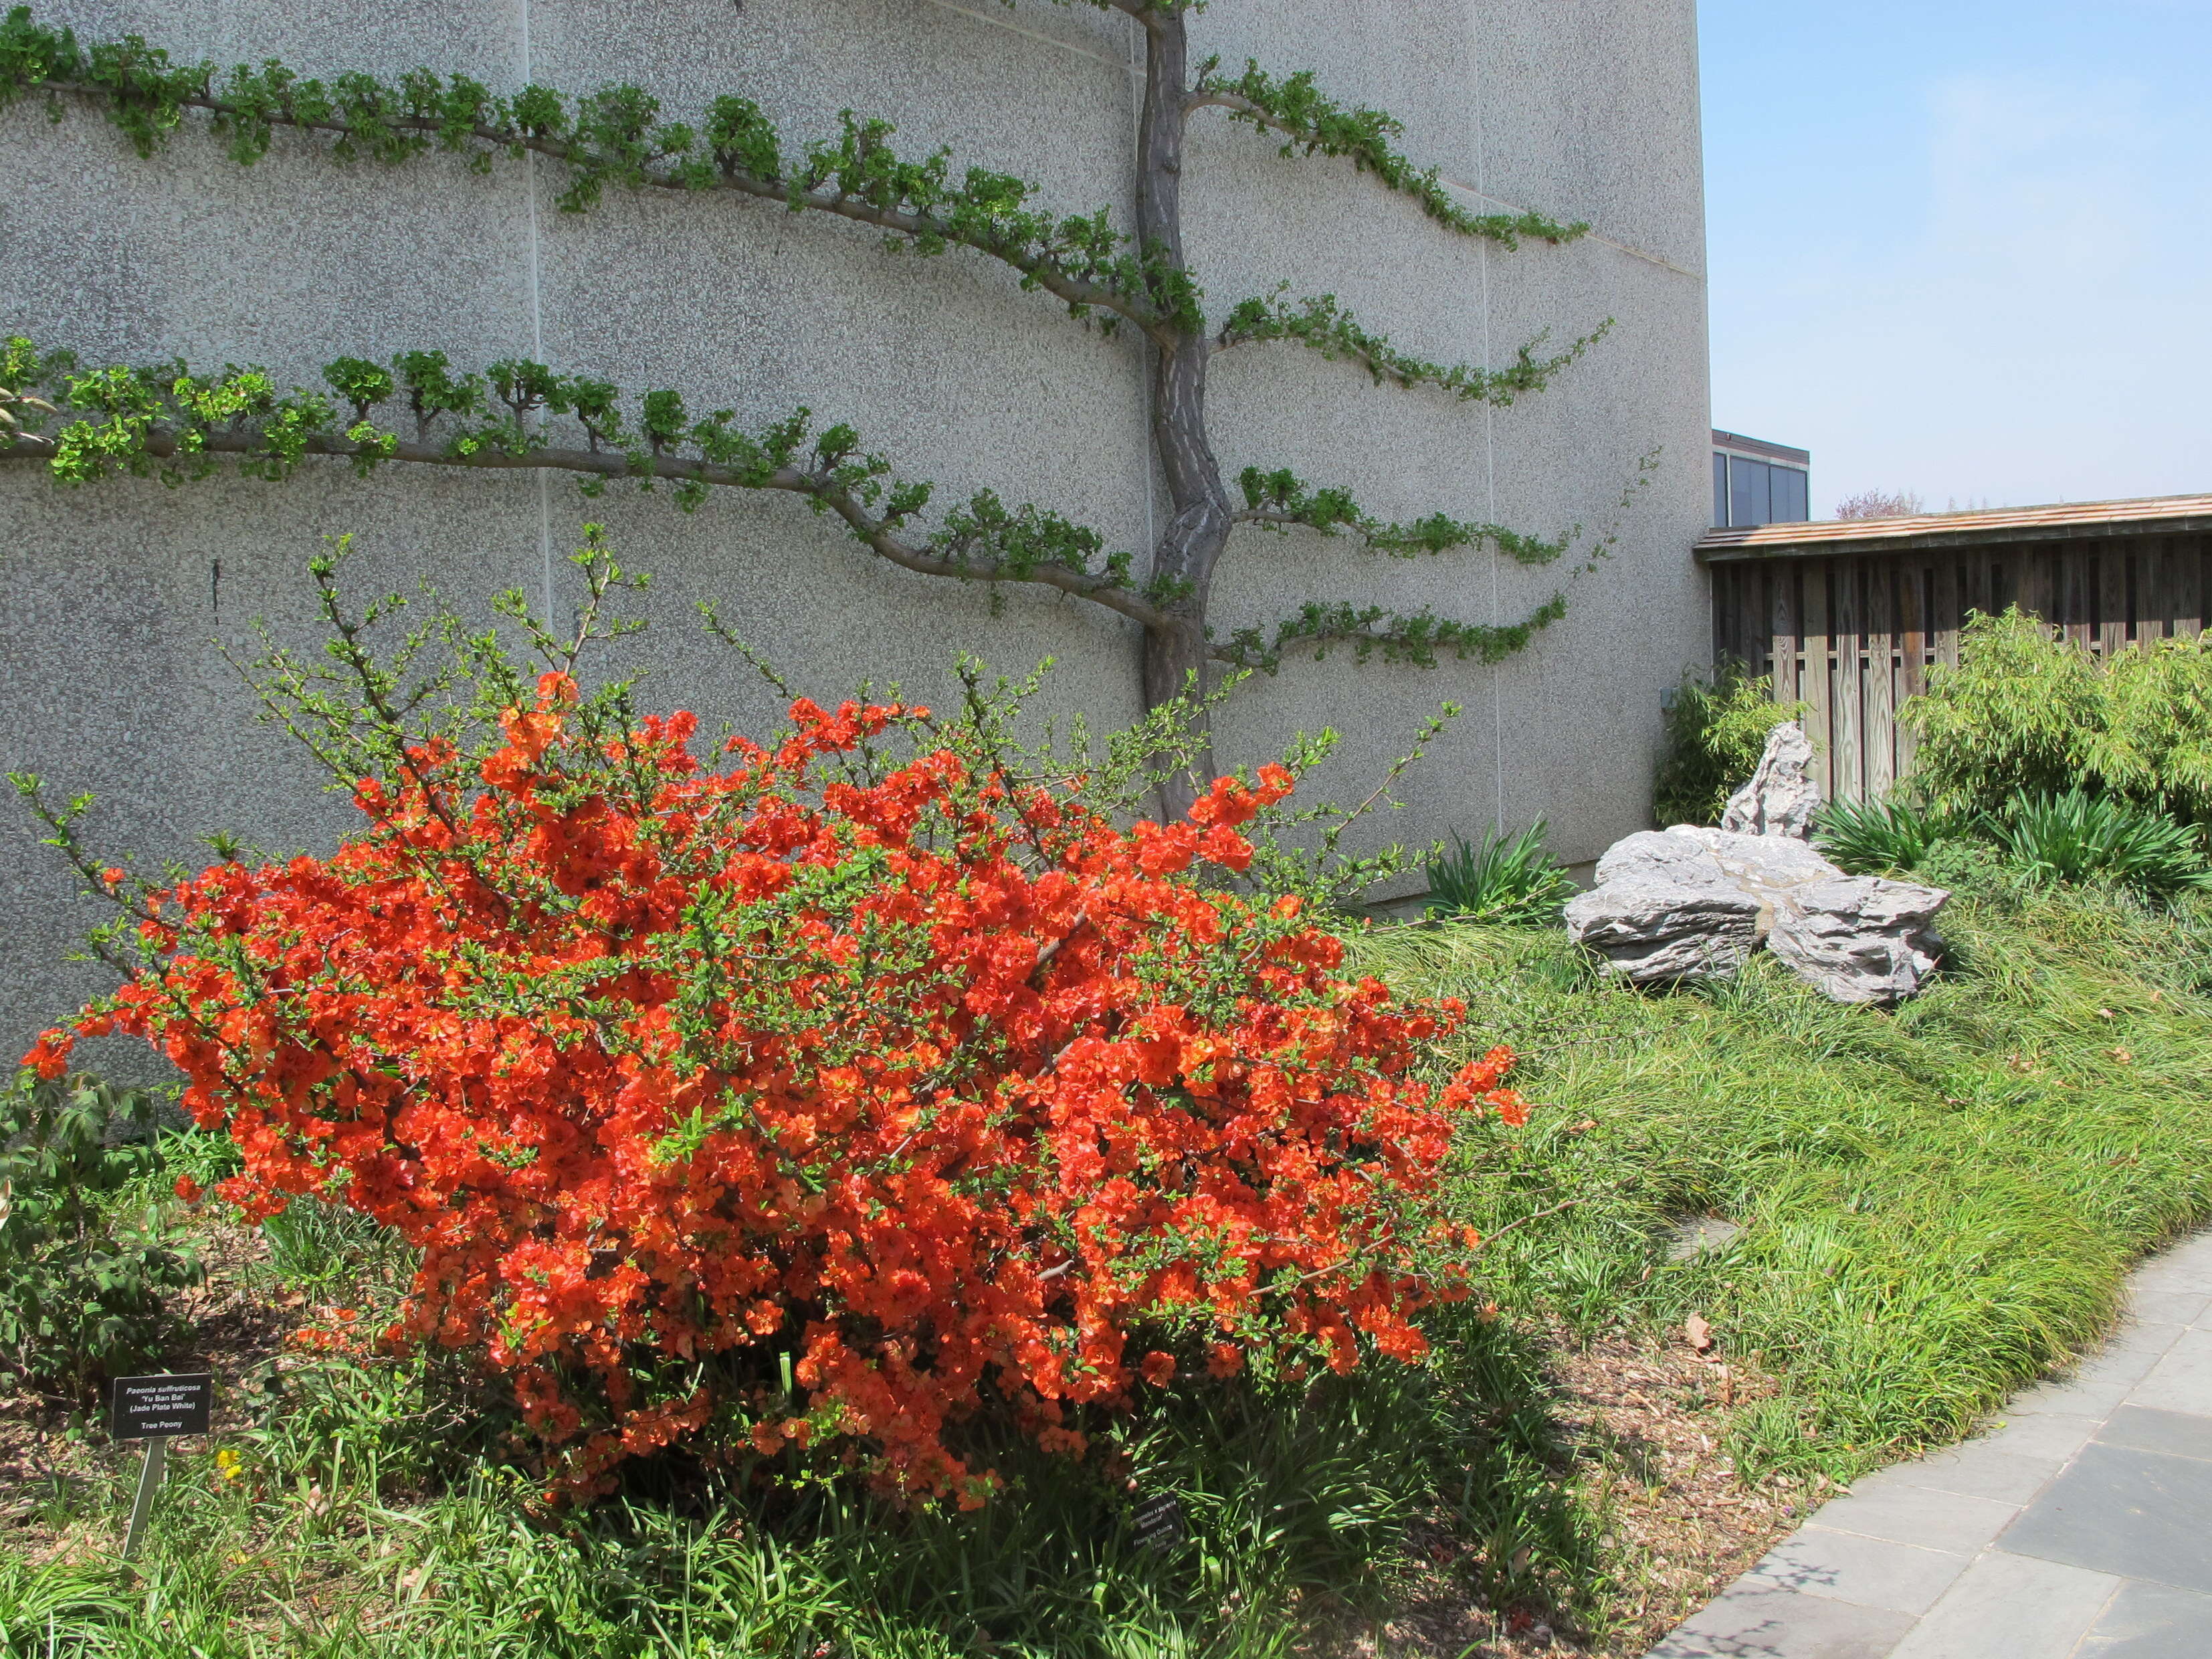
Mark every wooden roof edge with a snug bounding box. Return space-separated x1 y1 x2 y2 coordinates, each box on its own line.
1698 502 2212 563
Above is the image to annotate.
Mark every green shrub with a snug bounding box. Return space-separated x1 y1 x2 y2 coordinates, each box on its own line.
1811 797 1973 876
1425 819 1577 924
1652 660 1809 827
1995 791 2212 896
0 1073 201 1398
1914 836 2017 900
1906 609 2212 825
2097 635 2212 824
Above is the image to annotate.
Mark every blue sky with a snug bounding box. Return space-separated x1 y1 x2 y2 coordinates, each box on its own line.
1699 0 2212 516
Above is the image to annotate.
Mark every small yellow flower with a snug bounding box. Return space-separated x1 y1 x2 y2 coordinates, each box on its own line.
215 1448 243 1482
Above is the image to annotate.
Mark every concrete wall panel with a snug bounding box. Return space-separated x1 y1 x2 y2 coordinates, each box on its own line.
0 0 1709 1065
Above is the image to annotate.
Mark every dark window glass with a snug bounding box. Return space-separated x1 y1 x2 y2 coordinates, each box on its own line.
1714 453 1729 525
1729 456 1771 527
1770 466 1809 522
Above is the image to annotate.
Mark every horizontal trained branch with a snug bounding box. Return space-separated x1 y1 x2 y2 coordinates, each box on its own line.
1187 58 1587 249
1233 466 1571 564
0 338 1180 629
0 6 1191 336
1221 593 1571 674
1217 288 1610 405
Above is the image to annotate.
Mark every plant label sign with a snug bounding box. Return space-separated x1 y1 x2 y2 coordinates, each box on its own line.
111 1373 213 1439
1131 1492 1187 1552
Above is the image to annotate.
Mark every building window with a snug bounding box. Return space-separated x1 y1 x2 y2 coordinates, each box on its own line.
1771 463 1808 522
1710 443 1811 528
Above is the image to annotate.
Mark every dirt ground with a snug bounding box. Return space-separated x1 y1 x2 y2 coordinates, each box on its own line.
1333 1334 1828 1658
0 1219 303 1551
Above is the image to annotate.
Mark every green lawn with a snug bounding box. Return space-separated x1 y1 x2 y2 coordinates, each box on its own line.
7 868 2211 1656
1369 866 2212 1486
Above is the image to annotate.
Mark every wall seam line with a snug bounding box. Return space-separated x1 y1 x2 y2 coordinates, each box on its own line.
520 0 554 624
924 0 1126 67
1472 7 1504 835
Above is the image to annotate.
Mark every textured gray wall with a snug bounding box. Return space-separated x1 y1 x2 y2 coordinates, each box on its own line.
0 0 1709 1067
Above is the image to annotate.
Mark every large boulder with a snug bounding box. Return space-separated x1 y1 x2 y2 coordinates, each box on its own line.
1769 875 1948 1003
1720 722 1822 838
1599 825 1841 898
1563 878 1765 983
1566 823 1949 1002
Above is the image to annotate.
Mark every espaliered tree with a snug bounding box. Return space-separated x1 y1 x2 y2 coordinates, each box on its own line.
0 1 1624 800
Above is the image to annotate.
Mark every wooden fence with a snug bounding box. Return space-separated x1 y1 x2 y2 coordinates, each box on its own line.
1706 532 2212 802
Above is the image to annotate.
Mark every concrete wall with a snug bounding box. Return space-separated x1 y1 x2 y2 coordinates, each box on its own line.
0 0 1710 1066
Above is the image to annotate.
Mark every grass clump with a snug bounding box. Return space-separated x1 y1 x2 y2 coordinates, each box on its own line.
7 1149 1613 1658
1426 819 1576 924
1359 872 2212 1487
1810 797 1967 876
1995 790 2212 896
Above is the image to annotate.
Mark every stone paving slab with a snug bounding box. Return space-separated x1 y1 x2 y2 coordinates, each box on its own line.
1886 1550 2118 1659
2001 1442 2212 1595
2077 1581 2212 1658
1643 1229 2212 1658
1648 1586 1915 1659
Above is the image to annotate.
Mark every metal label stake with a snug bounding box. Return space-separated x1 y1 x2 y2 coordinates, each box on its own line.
122 1438 167 1561
109 1372 213 1561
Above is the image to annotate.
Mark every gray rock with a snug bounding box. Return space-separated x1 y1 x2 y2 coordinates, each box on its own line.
1666 1217 1745 1261
1767 874 1948 1003
1563 876 1765 983
1670 825 1845 900
1720 722 1823 839
1567 823 1950 1002
1593 828 1734 888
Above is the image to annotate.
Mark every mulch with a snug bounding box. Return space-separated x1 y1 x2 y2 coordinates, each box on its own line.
1328 1330 1830 1657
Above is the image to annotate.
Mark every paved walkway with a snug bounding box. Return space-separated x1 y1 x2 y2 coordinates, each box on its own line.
1649 1229 2212 1658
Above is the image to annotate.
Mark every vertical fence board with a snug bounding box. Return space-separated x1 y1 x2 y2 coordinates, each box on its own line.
2185 537 2207 637
1770 564 1799 704
2054 549 2086 643
2132 541 2158 642
1833 561 1864 801
2100 543 2128 656
1934 556 1961 668
1896 563 1927 777
1746 565 1771 679
1864 562 1897 796
1801 562 1833 799
2159 537 2183 638
2027 547 2059 623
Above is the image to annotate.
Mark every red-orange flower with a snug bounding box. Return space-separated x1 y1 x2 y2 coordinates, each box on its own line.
31 686 1494 1504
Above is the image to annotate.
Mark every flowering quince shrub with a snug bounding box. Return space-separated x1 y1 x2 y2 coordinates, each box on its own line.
19 537 1531 1504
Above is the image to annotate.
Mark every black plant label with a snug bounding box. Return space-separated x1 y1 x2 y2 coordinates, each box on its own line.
110 1373 213 1438
1132 1491 1187 1552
